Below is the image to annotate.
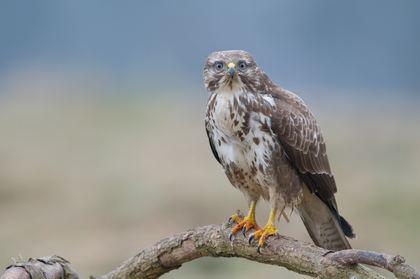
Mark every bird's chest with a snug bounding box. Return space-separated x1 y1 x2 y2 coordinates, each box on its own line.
206 93 279 184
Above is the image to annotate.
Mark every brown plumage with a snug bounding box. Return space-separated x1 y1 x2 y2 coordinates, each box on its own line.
203 50 355 251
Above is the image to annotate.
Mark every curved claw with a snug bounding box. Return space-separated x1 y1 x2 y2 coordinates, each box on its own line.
228 216 232 223
242 225 247 237
248 233 255 245
276 232 281 239
229 232 234 241
257 244 262 254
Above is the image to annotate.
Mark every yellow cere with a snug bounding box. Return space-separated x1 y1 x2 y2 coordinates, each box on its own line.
227 62 236 68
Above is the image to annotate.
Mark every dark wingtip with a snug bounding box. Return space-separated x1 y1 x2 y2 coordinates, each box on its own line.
340 215 356 238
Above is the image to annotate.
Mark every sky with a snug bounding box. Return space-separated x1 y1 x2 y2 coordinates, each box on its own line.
0 1 419 97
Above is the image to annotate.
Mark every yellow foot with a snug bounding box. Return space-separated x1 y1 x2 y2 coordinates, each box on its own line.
228 202 260 240
228 215 261 240
248 224 280 252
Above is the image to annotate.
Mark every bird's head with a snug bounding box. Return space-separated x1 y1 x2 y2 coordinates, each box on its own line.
203 50 267 94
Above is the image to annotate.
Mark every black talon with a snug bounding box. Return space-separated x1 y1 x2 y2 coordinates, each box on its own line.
257 244 262 254
229 232 234 241
276 232 281 239
242 225 247 237
228 216 232 223
248 233 255 245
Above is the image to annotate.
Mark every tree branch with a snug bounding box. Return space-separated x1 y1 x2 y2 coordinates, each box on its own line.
91 222 419 279
1 223 419 279
0 256 79 279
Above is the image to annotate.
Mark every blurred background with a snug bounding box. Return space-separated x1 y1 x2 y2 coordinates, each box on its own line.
1 1 419 278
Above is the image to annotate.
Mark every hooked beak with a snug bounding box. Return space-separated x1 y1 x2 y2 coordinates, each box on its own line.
226 62 237 77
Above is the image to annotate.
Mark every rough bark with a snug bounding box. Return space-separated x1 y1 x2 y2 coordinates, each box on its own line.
0 256 79 279
1 223 419 279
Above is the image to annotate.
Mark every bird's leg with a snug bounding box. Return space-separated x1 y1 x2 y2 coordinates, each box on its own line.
229 201 260 239
248 208 280 252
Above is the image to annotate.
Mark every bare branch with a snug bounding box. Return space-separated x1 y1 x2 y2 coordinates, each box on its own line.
0 256 79 279
91 222 419 279
327 250 420 279
2 223 419 279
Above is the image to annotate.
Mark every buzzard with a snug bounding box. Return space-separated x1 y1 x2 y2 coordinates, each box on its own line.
203 50 355 251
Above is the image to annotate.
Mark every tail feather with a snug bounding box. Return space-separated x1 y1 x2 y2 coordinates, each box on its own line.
296 186 354 251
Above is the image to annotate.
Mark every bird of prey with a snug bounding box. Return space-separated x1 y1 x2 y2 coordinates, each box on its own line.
203 50 355 251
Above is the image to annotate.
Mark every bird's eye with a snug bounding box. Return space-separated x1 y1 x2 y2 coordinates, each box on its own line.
238 61 247 71
214 61 224 72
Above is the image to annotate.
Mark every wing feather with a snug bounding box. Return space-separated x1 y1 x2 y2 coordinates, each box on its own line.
270 88 338 208
206 125 221 164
